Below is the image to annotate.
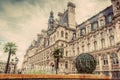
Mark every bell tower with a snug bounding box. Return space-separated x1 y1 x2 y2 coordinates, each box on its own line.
111 0 120 18
48 11 54 29
47 11 54 35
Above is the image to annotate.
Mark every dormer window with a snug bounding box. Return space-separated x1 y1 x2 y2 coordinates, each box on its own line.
73 33 76 40
109 28 113 35
107 15 112 23
87 26 91 33
100 19 105 27
91 22 98 31
80 28 86 36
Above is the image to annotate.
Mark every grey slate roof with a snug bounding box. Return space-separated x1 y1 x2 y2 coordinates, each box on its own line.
77 5 113 29
58 10 68 26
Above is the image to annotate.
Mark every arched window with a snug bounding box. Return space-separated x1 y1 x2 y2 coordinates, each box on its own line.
87 44 90 52
65 61 68 69
103 55 108 65
77 47 79 55
109 36 115 46
94 41 97 50
111 53 119 65
61 31 64 37
109 28 113 35
101 39 105 48
65 32 68 39
101 32 104 38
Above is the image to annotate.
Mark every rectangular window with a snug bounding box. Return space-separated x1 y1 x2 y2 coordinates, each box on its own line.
108 15 112 23
110 36 115 46
101 32 104 38
101 39 106 48
80 28 86 36
92 22 98 31
87 26 91 33
109 28 113 35
103 58 108 65
100 19 105 27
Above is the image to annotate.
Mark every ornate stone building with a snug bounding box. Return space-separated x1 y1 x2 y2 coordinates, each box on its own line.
22 0 120 78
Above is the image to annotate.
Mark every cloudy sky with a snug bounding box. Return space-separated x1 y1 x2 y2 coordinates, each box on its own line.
0 0 111 69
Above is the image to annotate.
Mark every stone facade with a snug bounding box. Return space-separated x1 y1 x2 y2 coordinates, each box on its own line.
22 0 120 78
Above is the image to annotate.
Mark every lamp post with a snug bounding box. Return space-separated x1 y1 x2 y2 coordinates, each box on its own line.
13 57 19 74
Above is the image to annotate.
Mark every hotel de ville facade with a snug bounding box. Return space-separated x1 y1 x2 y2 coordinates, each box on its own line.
22 0 120 78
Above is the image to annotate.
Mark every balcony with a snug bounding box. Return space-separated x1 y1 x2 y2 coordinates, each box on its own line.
112 64 119 70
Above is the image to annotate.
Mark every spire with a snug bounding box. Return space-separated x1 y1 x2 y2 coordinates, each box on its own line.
48 11 54 24
50 11 54 18
47 11 54 35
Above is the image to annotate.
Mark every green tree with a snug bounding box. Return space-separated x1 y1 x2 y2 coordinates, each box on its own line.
3 42 17 74
75 53 97 74
52 48 63 74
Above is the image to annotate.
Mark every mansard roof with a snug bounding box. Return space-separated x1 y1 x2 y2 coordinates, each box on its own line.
77 5 113 29
58 10 68 27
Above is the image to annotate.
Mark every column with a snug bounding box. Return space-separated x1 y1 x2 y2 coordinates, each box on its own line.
114 21 120 44
105 30 109 48
117 51 120 67
91 40 94 51
98 33 101 50
106 29 110 47
107 53 112 76
99 54 103 74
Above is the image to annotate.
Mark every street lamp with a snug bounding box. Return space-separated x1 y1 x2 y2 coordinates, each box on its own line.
13 57 19 74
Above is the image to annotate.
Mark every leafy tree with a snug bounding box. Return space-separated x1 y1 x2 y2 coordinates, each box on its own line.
52 48 63 74
75 53 97 74
3 42 17 73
